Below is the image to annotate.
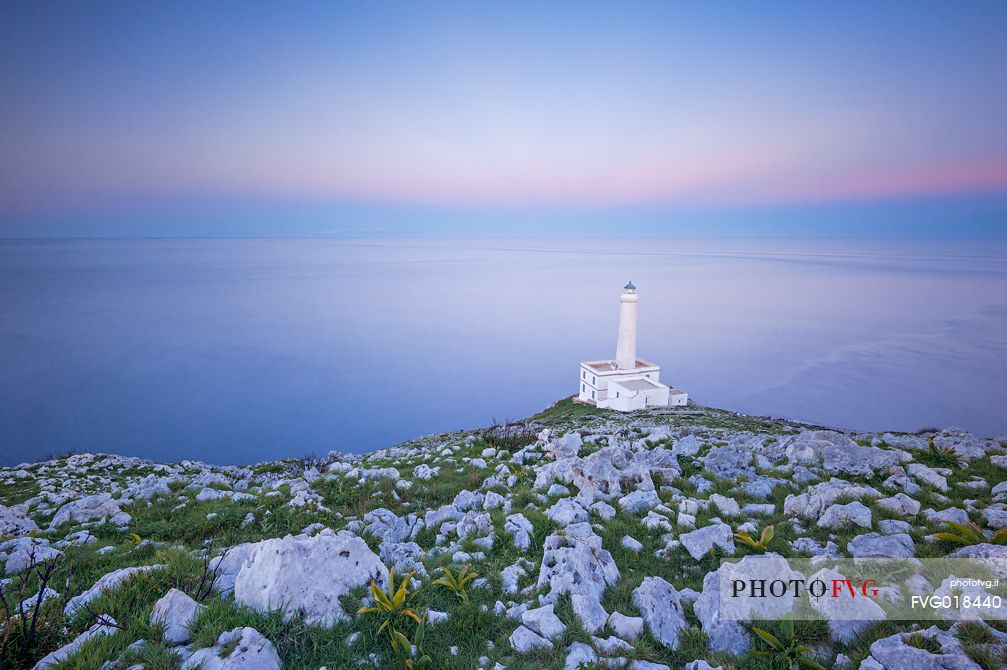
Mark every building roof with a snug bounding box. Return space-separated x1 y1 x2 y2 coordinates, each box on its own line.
581 358 660 374
624 281 636 290
613 378 661 391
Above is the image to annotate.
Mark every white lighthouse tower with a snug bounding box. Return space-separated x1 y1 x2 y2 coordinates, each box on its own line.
614 281 639 370
577 282 688 411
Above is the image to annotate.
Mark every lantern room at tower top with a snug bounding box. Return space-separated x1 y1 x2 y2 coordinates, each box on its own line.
577 282 688 411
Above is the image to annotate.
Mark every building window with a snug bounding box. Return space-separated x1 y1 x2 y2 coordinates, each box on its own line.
592 376 596 384
581 383 585 393
581 370 585 379
615 392 619 398
592 390 595 399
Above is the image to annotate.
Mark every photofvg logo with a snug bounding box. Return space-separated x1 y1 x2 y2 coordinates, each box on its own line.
731 575 880 600
715 556 1007 622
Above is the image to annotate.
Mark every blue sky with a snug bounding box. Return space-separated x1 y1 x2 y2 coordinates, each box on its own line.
2 1 1006 237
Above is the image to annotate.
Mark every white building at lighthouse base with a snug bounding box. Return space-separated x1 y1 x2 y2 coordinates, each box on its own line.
578 358 688 411
577 281 688 412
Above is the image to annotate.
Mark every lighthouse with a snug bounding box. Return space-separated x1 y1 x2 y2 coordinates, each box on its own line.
577 282 688 411
615 281 638 370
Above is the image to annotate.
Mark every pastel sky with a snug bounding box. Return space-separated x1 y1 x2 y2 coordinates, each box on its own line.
2 2 1006 237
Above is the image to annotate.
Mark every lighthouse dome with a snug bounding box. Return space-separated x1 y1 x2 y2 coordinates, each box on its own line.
624 281 636 291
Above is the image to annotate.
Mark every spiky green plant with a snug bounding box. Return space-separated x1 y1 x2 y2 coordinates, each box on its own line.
390 613 442 669
357 568 421 640
734 524 775 551
750 619 827 670
431 564 477 602
934 520 1007 546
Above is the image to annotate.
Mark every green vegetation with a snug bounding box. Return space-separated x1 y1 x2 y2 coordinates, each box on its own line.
431 564 478 602
750 619 828 670
356 569 422 641
734 525 776 552
933 520 1007 547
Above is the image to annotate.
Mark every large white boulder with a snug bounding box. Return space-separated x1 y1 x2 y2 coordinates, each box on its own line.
1 537 62 575
536 522 619 603
207 542 257 596
151 588 205 645
233 529 387 626
0 504 38 537
534 446 679 502
49 494 131 529
782 431 903 475
182 627 282 670
785 478 882 519
65 565 164 615
632 576 687 649
363 508 422 544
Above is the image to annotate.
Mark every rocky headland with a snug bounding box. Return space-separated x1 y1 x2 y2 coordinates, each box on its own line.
1 399 1006 670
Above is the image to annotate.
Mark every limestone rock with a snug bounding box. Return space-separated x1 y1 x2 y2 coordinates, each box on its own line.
863 626 981 670
570 594 608 634
907 463 949 492
65 565 164 615
564 642 598 669
982 503 1007 529
701 443 754 479
785 478 881 519
818 501 872 529
632 576 687 649
608 612 643 640
509 624 552 652
1 537 62 575
683 662 722 670
950 543 1007 579
537 522 619 603
679 523 735 560
182 627 282 670
522 603 567 640
545 498 589 526
233 529 387 626
379 540 427 577
783 430 902 475
0 504 38 537
847 533 915 559
150 588 205 645
534 446 678 502
924 507 970 526
876 493 921 517
363 507 422 544
50 494 131 529
207 543 257 596
621 535 643 552
618 489 661 514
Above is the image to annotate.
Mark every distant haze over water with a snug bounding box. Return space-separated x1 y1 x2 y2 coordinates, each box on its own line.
2 238 1005 465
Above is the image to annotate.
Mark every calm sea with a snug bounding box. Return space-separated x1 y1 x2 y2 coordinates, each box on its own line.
2 238 1005 465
